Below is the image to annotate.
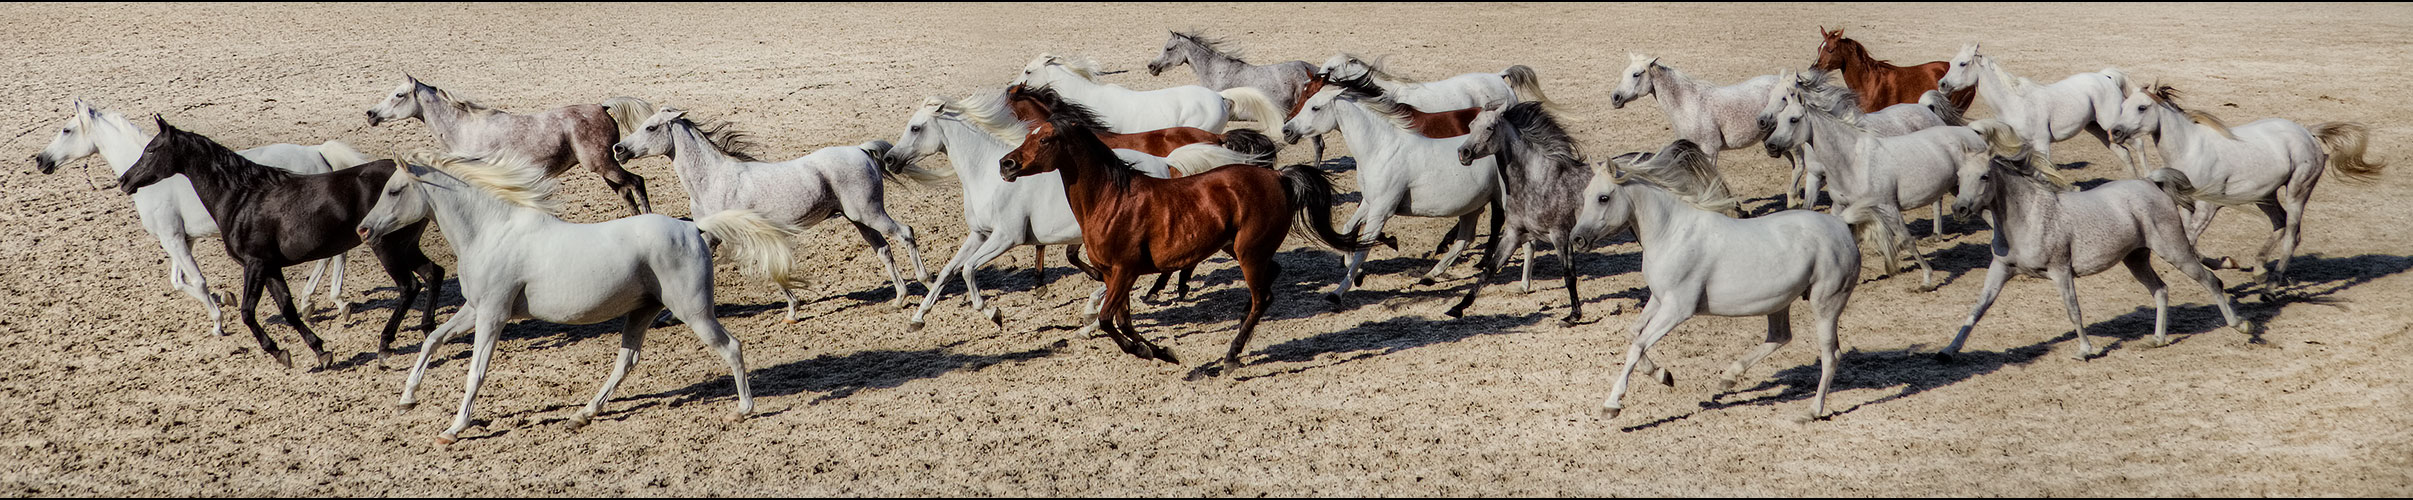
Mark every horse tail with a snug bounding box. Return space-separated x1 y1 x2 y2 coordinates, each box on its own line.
2311 122 2388 184
1966 119 2024 156
1220 86 1287 126
313 140 373 169
601 96 659 137
1837 202 1899 261
695 209 806 289
1920 90 1967 127
1217 128 1280 167
1161 144 1262 176
1277 164 1375 252
1502 65 1551 106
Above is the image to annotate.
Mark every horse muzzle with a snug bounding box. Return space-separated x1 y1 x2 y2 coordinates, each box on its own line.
365 111 384 126
1146 62 1165 76
2108 129 2134 145
33 155 56 175
610 145 634 163
998 159 1022 182
1281 129 1302 145
1609 94 1629 109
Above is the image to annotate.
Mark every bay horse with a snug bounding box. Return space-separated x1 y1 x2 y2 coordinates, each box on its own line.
115 117 445 369
1809 27 1978 113
997 97 1371 377
364 75 660 215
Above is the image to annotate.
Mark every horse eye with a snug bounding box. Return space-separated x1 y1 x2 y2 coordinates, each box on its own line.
910 125 922 132
2137 105 2148 111
1631 72 1642 77
646 124 658 132
1596 194 1611 203
1789 117 1799 123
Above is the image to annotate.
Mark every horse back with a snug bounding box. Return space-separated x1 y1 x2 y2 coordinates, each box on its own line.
1092 165 1287 269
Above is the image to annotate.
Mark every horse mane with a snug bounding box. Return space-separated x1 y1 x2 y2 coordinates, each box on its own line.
1022 87 1147 190
156 124 292 187
1339 53 1420 83
1325 71 1388 96
2146 83 2239 140
1616 139 1741 212
1497 101 1587 173
1335 89 1420 132
1795 69 1867 124
934 88 1031 146
1041 54 1106 83
418 81 502 118
1171 30 1244 62
667 112 763 162
409 151 564 214
1991 145 2076 192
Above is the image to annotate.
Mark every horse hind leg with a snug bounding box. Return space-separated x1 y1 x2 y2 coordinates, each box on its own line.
160 233 226 336
1193 252 1277 379
1715 307 1795 396
1417 212 1484 286
666 295 754 422
2120 250 2174 347
2253 196 2306 287
850 221 911 308
235 268 290 367
261 268 335 369
572 305 658 430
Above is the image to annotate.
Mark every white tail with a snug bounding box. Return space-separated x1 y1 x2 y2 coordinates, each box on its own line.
1159 143 1262 176
601 96 659 137
1220 86 1287 126
695 209 806 289
314 140 373 170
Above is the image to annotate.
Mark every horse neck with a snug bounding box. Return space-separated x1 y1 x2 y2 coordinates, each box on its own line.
1332 102 1408 160
418 174 545 256
2146 104 2203 159
936 119 1012 192
1970 57 2022 103
1801 113 1868 182
1835 42 1889 75
1620 184 1697 252
414 90 486 148
92 118 153 174
667 125 741 198
1047 141 1130 222
1183 43 1248 82
1649 66 1709 115
172 150 275 225
1988 172 2058 248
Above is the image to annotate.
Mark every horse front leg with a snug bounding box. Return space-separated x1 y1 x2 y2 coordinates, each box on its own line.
1445 224 1522 319
399 303 476 412
2049 266 2094 360
1938 258 2012 360
235 267 289 368
908 232 982 332
261 267 334 369
1417 211 1484 285
435 311 508 445
1602 294 1694 419
158 232 226 336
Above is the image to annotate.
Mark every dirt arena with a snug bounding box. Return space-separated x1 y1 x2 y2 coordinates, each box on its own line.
2 3 2407 496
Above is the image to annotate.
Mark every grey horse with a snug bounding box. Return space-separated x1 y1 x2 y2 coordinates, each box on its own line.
365 75 660 215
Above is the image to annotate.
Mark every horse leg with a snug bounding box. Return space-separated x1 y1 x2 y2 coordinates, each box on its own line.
1602 294 1693 419
951 233 1026 328
1808 292 1843 422
2049 265 2094 360
415 261 446 334
1929 203 1947 243
235 267 289 368
1031 246 1052 299
908 232 982 332
296 258 331 321
1090 269 1152 361
435 312 509 445
2157 235 2248 334
681 307 754 423
1715 306 1794 395
1556 237 1583 325
377 262 419 362
849 221 912 308
1784 152 1804 209
1938 258 2012 360
1195 248 1278 379
159 232 226 336
1445 225 1522 319
2184 201 2226 267
1326 198 1400 308
1417 211 1483 285
2120 250 2173 348
1802 168 1827 213
1890 205 1938 291
261 268 334 369
2256 195 2306 287
399 303 476 412
572 304 657 430
1311 134 1327 167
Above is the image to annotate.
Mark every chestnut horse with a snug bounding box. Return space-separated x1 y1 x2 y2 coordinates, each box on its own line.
997 97 1370 377
1810 27 1976 113
1324 73 1483 138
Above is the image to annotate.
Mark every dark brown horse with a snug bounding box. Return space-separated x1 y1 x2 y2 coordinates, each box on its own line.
1810 27 1977 113
996 95 1369 377
117 117 444 369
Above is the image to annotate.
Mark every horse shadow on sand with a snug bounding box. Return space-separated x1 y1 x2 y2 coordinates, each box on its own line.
1614 252 2410 432
487 338 1060 429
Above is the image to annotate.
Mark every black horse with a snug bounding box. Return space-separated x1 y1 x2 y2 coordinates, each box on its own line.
117 117 444 369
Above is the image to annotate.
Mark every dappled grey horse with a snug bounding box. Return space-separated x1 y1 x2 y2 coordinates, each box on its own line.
1443 102 1592 325
1569 139 1860 422
1938 146 2247 361
364 75 660 215
1610 54 1781 166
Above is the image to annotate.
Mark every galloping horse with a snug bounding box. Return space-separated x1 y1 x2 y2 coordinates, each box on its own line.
1809 27 1977 113
116 118 445 369
997 97 1370 377
364 75 661 215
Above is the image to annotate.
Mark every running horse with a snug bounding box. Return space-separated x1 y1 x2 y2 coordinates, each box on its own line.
1809 27 1977 113
996 97 1371 377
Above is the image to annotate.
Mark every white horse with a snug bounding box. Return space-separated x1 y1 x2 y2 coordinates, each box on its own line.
1935 43 2145 174
611 107 931 321
1006 54 1283 134
1314 53 1549 110
1757 69 1964 209
1282 87 1500 307
32 100 373 334
359 154 791 445
886 91 1190 331
1939 147 2247 360
1764 95 2001 291
1609 54 1782 163
1569 141 1859 422
2106 83 2388 285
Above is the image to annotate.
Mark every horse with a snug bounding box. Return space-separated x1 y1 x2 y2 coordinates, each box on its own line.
34 100 373 336
2106 83 2389 286
1610 54 1784 165
1320 73 1487 138
363 75 660 215
358 155 794 445
1938 146 2249 361
885 89 1196 332
1443 102 1593 325
1756 69 1964 209
1763 90 2002 291
1007 54 1284 136
1568 139 1859 422
610 107 932 321
1314 53 1549 111
1935 43 2147 176
1282 87 1502 308
997 96 1370 377
1142 30 1330 163
114 117 445 369
1809 27 1979 113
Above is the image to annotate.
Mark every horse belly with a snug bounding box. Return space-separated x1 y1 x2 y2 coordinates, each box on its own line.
518 277 650 325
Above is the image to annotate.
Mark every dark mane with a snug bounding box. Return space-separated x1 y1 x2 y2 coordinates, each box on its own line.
671 114 762 162
1830 37 1909 69
1013 86 1147 189
1498 101 1588 173
1325 71 1386 96
155 124 291 188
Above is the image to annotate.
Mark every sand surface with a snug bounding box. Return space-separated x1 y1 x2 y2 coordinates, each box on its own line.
2 3 2408 495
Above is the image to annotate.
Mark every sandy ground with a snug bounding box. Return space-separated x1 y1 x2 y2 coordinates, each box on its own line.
1 2 2408 496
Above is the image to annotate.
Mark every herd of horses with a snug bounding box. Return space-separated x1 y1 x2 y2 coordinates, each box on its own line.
32 27 2387 443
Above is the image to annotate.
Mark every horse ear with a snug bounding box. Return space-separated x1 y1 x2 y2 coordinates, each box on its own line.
153 114 171 130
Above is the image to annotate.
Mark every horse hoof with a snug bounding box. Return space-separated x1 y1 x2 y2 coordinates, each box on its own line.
1322 293 1343 311
1153 347 1183 365
782 317 800 325
1444 307 1467 319
1713 378 1736 394
314 352 336 369
566 415 592 431
1414 276 1436 286
982 308 1004 327
722 413 746 424
1599 405 1624 419
1184 363 1225 381
270 351 293 368
1558 314 1580 327
1931 351 1958 363
906 320 925 333
1657 370 1676 387
434 434 457 446
395 402 416 415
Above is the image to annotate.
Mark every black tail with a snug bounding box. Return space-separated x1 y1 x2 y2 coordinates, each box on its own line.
1221 128 1280 167
1278 164 1375 252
